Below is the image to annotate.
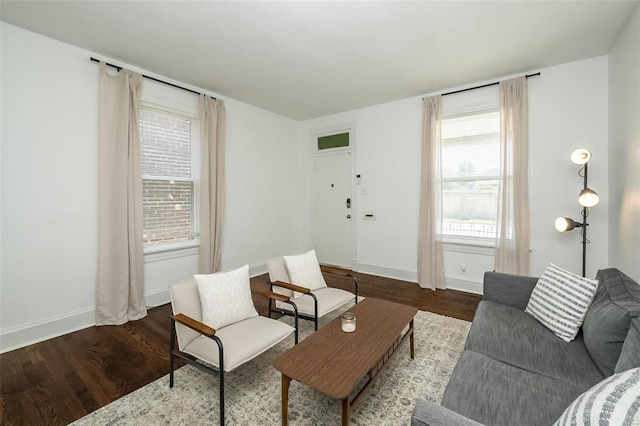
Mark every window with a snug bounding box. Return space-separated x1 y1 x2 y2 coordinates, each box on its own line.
140 107 198 248
441 110 500 240
317 132 349 150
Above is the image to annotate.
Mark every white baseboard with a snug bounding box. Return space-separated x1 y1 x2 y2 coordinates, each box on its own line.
446 277 483 295
0 308 95 354
1 286 188 354
0 262 274 353
144 263 268 309
355 262 419 282
0 261 480 353
249 263 268 278
355 262 483 295
145 288 171 308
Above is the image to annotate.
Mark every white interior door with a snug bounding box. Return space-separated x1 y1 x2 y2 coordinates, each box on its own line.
312 152 352 268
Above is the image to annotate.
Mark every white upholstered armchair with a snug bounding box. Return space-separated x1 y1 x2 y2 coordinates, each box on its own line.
168 265 299 425
266 250 359 330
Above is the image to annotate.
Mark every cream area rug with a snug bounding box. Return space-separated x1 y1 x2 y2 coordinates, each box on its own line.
72 303 470 425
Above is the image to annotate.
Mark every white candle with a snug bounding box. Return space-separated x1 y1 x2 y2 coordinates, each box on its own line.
342 322 356 332
341 312 356 332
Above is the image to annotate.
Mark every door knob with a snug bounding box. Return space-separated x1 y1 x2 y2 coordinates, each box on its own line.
346 215 351 219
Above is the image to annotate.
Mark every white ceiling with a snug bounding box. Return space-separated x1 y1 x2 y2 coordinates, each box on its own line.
1 1 637 120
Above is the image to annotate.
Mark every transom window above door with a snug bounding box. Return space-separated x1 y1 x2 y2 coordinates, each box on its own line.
317 132 349 151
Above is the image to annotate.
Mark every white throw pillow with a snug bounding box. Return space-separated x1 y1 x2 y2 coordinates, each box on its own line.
525 262 599 342
194 264 258 330
284 249 327 298
554 367 640 426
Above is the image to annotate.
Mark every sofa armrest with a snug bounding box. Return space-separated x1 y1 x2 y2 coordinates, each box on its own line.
482 271 539 310
411 400 484 426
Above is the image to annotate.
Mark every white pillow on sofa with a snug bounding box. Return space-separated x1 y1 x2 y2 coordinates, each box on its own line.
525 262 599 342
194 264 258 330
554 367 640 426
284 249 327 298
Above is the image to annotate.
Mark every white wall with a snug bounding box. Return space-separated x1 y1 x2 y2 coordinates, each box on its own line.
1 23 100 351
529 56 609 279
608 4 640 282
0 23 302 352
300 55 610 292
222 99 304 270
299 98 423 282
0 20 625 353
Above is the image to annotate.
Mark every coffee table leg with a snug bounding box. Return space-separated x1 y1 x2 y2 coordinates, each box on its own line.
282 374 291 426
341 398 350 426
410 319 415 359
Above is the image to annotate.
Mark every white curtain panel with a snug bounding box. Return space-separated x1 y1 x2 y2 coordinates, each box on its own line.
495 76 530 275
418 95 446 290
198 95 226 274
96 63 146 325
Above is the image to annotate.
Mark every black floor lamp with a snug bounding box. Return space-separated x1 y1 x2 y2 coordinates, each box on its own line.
554 149 600 277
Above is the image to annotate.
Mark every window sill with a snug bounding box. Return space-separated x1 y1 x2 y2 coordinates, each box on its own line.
442 237 495 255
144 240 200 263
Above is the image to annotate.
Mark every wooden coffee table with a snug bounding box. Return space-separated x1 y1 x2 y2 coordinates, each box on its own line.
273 298 418 425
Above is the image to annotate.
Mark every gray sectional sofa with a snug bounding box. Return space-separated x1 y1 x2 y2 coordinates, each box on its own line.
412 268 640 426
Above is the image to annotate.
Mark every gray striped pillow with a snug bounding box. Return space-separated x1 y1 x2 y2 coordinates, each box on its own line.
525 262 599 342
554 367 640 426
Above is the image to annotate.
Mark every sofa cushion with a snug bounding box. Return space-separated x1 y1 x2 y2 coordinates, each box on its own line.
482 271 538 310
184 315 294 372
275 286 354 317
582 268 640 377
615 316 640 373
554 367 640 426
412 399 484 426
441 350 587 426
525 262 599 342
465 300 604 388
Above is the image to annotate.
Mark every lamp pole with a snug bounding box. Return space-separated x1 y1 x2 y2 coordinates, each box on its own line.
580 163 588 277
555 149 598 278
580 207 588 277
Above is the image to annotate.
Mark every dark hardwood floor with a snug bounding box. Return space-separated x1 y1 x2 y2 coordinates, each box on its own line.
0 272 481 425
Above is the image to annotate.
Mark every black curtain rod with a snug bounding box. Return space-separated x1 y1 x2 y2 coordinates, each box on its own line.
439 72 541 97
90 57 215 99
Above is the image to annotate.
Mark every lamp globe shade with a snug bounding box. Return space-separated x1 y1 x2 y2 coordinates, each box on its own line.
555 217 576 232
571 149 591 165
578 188 600 207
